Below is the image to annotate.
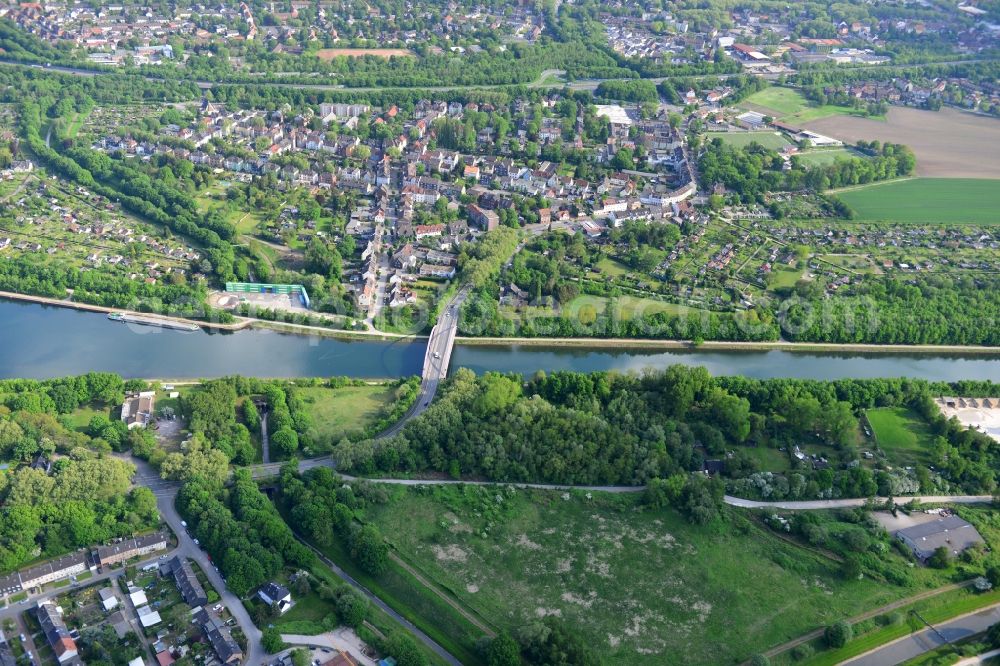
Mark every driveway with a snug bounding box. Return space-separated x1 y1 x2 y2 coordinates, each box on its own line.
281 628 378 665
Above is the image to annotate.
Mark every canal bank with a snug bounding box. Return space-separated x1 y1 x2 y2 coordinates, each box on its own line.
4 297 1000 381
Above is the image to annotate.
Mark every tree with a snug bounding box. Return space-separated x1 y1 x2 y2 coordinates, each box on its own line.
750 656 770 666
271 426 300 458
261 627 285 654
487 632 521 666
928 546 951 569
384 632 427 666
335 589 368 628
825 621 853 648
350 525 388 576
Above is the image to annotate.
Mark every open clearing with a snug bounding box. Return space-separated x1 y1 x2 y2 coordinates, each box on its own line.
565 294 696 321
315 48 415 59
297 384 395 442
804 106 1000 179
834 178 1000 225
865 407 935 466
707 131 792 150
743 87 863 125
743 87 811 116
363 485 939 665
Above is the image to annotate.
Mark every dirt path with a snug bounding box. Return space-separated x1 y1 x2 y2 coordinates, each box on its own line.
387 551 496 638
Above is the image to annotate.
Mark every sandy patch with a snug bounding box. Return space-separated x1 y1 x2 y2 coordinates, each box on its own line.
535 607 562 618
937 397 1000 442
315 47 414 59
561 591 596 608
431 544 469 563
466 584 479 593
516 534 542 550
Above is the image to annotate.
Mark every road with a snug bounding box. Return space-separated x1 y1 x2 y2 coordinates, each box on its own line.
842 602 1000 666
131 458 265 666
725 494 994 510
378 285 470 438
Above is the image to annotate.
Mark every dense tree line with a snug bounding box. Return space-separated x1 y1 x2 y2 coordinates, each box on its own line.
177 469 313 596
781 275 1000 346
699 138 915 203
330 367 1000 500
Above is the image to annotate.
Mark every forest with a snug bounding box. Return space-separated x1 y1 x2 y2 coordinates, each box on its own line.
176 469 313 596
782 275 1000 347
331 367 1000 502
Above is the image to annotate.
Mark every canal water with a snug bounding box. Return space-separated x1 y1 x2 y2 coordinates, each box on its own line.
2 298 1000 381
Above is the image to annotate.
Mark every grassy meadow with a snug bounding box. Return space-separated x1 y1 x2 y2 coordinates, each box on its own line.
357 485 943 665
865 407 936 467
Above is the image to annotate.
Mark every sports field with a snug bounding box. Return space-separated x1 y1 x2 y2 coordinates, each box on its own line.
743 87 810 116
316 47 414 59
743 87 860 125
795 148 862 166
835 178 1000 225
706 131 792 150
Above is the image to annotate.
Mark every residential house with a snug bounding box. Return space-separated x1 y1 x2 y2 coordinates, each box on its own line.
121 391 155 429
36 602 78 664
194 607 243 664
160 557 208 608
95 532 168 567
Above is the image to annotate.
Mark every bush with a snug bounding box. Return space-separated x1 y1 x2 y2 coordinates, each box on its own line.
825 621 853 648
261 627 286 654
791 644 814 661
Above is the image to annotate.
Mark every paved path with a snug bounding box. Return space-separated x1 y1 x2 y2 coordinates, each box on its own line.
725 495 994 510
842 602 1000 666
260 412 270 465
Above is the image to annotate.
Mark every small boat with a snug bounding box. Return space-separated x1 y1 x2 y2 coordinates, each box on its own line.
107 312 125 321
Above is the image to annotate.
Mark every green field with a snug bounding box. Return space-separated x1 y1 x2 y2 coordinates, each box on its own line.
795 148 862 166
744 87 812 116
767 267 805 290
743 87 863 125
565 294 697 322
866 407 935 466
707 131 792 150
362 485 939 665
835 179 1000 225
297 384 396 442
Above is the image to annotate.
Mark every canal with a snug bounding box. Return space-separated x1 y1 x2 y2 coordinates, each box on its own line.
3 298 1000 381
